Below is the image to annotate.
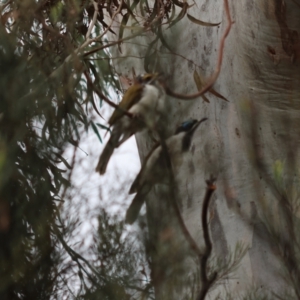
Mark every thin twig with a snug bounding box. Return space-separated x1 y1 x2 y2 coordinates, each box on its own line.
54 218 120 290
54 224 103 288
166 0 232 100
83 27 150 57
81 0 123 50
93 0 123 42
49 0 124 80
35 15 68 39
50 26 148 80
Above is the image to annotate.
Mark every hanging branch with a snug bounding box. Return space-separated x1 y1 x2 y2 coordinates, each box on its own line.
94 0 124 42
166 0 233 100
197 176 217 300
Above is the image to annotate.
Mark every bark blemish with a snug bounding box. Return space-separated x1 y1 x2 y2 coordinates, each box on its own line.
187 59 193 71
206 26 213 38
192 33 198 48
267 45 280 64
246 0 254 12
204 41 213 55
201 53 210 69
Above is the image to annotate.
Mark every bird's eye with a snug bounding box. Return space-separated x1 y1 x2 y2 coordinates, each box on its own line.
180 120 196 131
181 121 190 128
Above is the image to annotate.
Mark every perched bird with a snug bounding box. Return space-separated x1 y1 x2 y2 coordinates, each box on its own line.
125 118 208 224
95 73 166 175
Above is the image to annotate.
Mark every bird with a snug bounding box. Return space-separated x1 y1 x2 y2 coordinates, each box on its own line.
125 118 208 224
95 73 166 175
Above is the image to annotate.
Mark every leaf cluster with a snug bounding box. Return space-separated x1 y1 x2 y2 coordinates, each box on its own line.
0 1 119 298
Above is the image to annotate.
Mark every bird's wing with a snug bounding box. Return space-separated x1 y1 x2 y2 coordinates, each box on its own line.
108 84 144 126
129 142 161 194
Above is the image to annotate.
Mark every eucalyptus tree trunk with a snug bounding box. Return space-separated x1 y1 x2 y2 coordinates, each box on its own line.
108 0 300 298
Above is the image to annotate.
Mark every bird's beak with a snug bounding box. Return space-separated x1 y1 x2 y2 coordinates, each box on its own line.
190 117 208 135
181 117 208 152
147 73 159 84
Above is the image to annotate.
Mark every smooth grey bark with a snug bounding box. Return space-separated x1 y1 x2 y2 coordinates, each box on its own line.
107 0 300 298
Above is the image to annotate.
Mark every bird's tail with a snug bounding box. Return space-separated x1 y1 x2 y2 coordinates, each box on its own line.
125 185 151 224
95 131 120 175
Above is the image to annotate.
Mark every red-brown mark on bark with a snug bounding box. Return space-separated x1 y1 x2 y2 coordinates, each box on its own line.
267 45 280 64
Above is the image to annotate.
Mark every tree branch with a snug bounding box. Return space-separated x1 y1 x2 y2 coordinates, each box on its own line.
92 0 123 42
197 176 217 300
165 0 232 100
83 28 149 57
54 224 103 288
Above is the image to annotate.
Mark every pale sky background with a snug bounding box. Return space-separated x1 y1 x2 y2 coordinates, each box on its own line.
61 102 142 250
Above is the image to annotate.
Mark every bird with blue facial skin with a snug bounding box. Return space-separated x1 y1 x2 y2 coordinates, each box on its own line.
95 73 166 175
125 118 208 224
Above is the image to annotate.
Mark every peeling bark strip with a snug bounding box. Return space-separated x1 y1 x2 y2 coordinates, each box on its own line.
274 0 298 61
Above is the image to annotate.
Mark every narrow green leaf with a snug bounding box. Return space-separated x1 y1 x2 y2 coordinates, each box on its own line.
118 13 130 53
157 26 173 53
147 0 158 23
172 0 184 8
96 123 111 132
209 88 229 102
91 121 102 143
187 14 221 27
130 0 140 12
54 153 72 169
139 0 146 17
167 3 176 22
168 2 188 28
193 70 210 103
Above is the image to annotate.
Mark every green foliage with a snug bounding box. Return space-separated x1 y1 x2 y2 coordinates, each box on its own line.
210 242 248 287
82 210 152 300
0 0 120 298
